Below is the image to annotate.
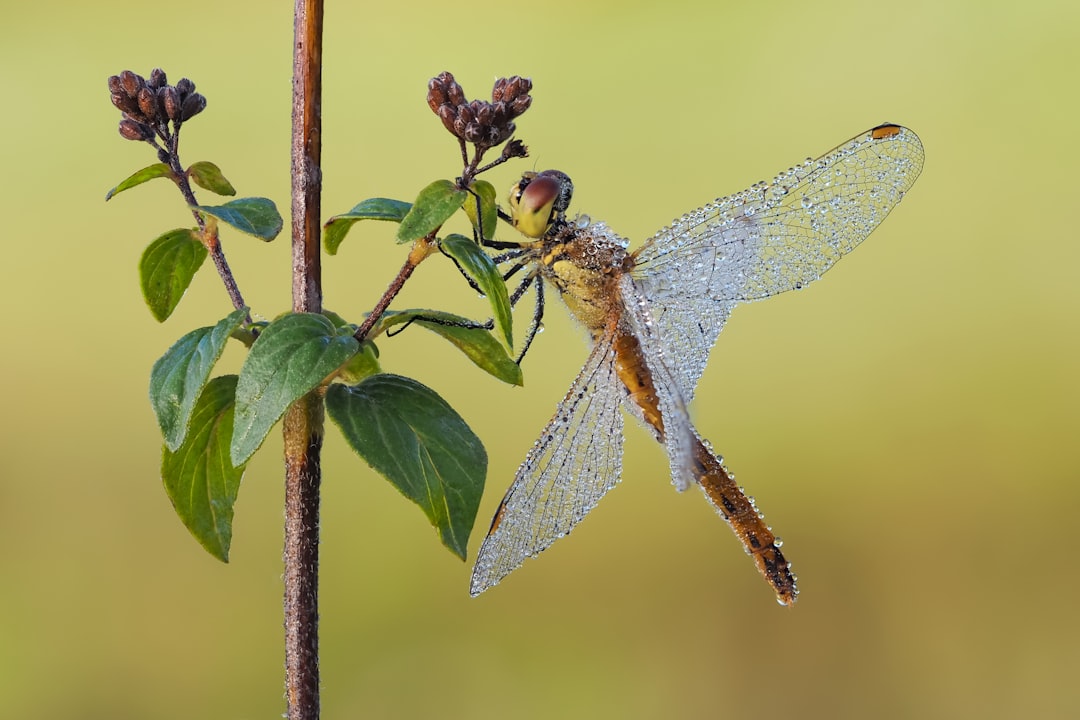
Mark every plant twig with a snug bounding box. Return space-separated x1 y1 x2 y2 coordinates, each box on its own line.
353 234 438 343
164 134 251 319
285 1 324 718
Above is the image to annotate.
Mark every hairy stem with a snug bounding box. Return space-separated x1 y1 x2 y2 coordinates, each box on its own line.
162 130 250 319
353 234 438 343
285 1 324 719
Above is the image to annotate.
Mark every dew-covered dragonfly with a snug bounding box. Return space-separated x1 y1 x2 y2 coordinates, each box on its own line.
470 124 924 604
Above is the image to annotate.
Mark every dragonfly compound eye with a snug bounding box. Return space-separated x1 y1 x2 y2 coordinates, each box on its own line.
508 169 575 239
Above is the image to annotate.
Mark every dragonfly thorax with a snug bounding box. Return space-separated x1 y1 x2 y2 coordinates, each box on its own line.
536 217 634 335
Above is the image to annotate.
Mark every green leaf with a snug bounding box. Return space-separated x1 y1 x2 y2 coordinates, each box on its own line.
162 375 246 562
139 228 209 322
396 179 467 244
150 307 248 451
187 161 237 196
326 374 486 559
462 179 498 240
381 310 522 386
231 313 360 465
105 163 175 201
324 198 412 255
338 343 381 384
197 197 283 241
440 234 513 349
321 308 356 332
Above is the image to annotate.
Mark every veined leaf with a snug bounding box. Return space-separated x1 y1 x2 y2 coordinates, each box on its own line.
162 375 246 562
231 313 359 465
187 161 236 196
105 163 175 201
440 234 513 349
139 228 208 322
197 197 283 241
337 343 381 384
462 179 498 240
324 198 412 255
396 179 467 244
150 307 248 451
380 310 521 386
326 374 485 559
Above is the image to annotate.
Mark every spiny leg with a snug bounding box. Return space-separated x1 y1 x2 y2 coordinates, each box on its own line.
386 258 539 344
515 273 545 364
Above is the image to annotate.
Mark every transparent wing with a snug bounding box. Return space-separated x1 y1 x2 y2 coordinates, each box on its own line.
470 325 625 595
632 124 924 402
618 274 697 492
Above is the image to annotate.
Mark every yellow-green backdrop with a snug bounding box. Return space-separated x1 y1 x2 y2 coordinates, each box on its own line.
3 1 1077 718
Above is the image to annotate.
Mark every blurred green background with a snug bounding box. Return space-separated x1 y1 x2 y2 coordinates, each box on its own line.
3 0 1078 718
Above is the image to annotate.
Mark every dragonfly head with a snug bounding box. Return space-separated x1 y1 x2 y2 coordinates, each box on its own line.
508 169 574 238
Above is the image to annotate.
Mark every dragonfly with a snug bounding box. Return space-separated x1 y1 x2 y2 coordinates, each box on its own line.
469 123 924 604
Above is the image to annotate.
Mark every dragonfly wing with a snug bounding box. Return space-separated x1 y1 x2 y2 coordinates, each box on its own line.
632 124 924 401
470 325 625 595
618 273 698 492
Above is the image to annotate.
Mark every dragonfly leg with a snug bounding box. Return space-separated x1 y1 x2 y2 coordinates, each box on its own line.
515 275 545 364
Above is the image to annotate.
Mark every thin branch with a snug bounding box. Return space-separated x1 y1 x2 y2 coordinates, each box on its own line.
161 133 250 319
353 234 438 343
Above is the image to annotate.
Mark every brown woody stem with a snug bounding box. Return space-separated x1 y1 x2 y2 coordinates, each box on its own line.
284 1 324 719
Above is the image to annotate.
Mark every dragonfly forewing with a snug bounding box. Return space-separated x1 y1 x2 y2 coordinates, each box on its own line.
633 124 924 403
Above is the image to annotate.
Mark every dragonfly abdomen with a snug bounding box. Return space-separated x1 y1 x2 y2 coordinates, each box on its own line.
692 444 799 606
613 330 798 605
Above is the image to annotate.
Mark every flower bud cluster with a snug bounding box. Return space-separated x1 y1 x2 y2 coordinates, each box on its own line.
108 69 206 144
427 71 532 149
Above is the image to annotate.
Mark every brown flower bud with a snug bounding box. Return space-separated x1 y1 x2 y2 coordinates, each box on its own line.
120 70 144 97
494 76 531 104
180 93 207 121
429 71 467 109
486 124 512 146
163 86 181 121
476 102 493 125
510 95 532 116
463 122 485 144
457 104 475 124
446 77 465 107
137 87 157 120
148 68 168 89
513 76 532 96
111 92 139 115
119 118 153 141
437 104 458 135
108 75 123 95
176 78 195 98
427 78 448 113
